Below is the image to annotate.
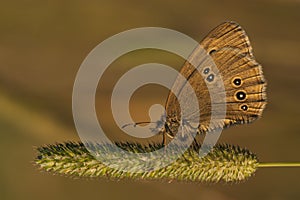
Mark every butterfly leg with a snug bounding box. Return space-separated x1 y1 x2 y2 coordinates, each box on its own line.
163 123 171 147
162 131 167 147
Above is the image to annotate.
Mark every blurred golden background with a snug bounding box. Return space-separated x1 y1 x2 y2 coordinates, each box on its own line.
1 0 300 199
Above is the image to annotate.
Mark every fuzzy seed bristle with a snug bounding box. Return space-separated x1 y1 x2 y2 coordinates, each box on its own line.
35 142 259 183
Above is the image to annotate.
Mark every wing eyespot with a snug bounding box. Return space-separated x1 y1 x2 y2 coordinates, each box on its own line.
231 77 243 87
206 74 215 82
203 67 210 74
235 90 247 101
209 49 217 55
240 104 248 111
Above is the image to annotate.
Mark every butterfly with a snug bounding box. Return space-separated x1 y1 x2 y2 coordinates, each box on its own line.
162 21 267 144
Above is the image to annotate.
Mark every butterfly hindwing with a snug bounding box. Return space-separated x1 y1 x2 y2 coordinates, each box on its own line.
164 21 266 137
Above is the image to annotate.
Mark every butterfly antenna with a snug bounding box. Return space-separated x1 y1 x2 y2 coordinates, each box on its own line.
121 121 156 129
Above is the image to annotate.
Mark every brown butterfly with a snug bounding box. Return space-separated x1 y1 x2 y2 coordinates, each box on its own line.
163 21 267 144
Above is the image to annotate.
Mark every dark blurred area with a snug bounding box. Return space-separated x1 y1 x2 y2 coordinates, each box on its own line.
1 0 300 199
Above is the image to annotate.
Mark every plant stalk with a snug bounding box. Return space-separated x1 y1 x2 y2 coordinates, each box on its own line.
258 163 300 168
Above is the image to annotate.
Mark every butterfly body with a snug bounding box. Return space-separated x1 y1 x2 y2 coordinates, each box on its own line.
164 21 267 139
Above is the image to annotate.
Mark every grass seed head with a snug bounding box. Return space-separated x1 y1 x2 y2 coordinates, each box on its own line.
35 142 259 183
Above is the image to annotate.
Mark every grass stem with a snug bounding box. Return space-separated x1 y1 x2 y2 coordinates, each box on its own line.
258 163 300 168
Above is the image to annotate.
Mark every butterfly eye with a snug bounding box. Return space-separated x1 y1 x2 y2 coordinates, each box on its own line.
203 68 210 74
235 91 247 101
206 74 215 82
232 77 242 87
241 104 248 111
